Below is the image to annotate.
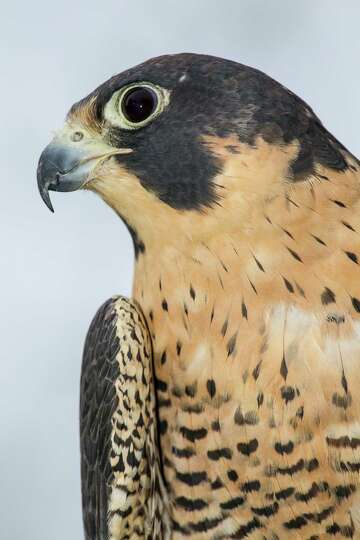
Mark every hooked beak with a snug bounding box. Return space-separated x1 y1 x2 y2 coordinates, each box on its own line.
37 130 132 212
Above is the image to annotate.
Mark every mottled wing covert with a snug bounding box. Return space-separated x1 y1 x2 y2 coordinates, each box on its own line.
80 296 170 540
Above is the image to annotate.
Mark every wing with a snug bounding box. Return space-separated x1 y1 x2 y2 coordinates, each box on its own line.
80 296 170 540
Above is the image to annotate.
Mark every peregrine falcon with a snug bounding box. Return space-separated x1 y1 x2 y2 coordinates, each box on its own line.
37 54 360 539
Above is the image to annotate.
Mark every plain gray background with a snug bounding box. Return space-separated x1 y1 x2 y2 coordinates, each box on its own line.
2 1 360 538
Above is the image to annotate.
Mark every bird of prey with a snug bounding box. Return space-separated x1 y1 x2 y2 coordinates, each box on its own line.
37 53 360 539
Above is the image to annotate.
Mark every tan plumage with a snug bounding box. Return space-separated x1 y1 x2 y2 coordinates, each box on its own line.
37 53 360 539
128 139 360 538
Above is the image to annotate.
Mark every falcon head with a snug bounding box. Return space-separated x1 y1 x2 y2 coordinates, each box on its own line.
37 53 353 254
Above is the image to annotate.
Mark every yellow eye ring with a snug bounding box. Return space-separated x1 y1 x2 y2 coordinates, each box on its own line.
104 82 169 130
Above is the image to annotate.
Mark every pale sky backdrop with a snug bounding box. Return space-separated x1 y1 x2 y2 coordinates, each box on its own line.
1 1 360 538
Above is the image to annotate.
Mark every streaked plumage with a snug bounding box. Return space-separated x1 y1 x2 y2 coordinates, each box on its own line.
37 53 360 539
81 296 170 539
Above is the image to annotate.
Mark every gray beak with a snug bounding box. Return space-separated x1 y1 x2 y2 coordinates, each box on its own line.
37 125 133 212
37 142 92 213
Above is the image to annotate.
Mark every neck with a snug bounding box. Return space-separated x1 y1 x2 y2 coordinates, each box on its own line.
133 168 360 328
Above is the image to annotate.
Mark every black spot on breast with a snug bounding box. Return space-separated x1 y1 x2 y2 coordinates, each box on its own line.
248 279 258 294
326 523 341 535
283 277 294 293
180 426 207 442
231 517 261 538
334 484 356 499
176 470 208 486
274 486 295 500
321 287 336 305
267 459 305 477
345 251 358 264
331 199 346 208
241 480 261 493
332 392 352 409
207 447 232 460
341 370 348 394
326 436 360 449
188 516 223 533
237 439 258 456
227 469 238 481
221 318 228 337
286 246 303 262
220 496 245 510
252 361 262 381
206 379 216 398
281 385 295 403
189 285 196 300
182 402 204 414
172 446 195 458
227 332 237 356
253 255 265 272
295 483 320 503
326 313 345 324
295 282 306 297
158 397 171 408
275 440 294 455
280 356 288 380
342 221 356 232
171 519 189 535
241 300 248 319
251 502 279 518
211 477 223 490
311 234 326 246
175 496 208 512
351 297 360 312
234 408 259 426
161 299 168 311
284 515 308 530
306 458 319 472
185 382 197 398
172 385 183 398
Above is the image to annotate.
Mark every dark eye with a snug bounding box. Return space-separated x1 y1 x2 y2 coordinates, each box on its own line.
121 86 158 123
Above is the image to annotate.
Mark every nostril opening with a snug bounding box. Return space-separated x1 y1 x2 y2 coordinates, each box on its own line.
71 131 84 142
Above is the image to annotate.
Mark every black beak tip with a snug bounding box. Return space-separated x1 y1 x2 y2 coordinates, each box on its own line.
37 156 55 213
41 189 55 213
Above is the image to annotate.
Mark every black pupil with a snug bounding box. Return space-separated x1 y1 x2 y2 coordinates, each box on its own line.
121 87 157 123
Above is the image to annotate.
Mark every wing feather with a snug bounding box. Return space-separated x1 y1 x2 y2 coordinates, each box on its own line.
80 296 170 540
